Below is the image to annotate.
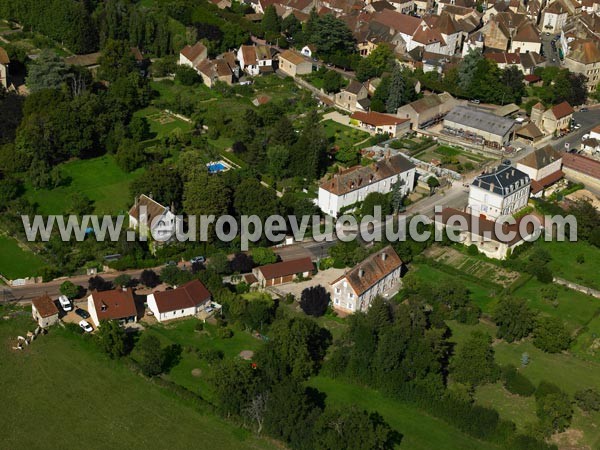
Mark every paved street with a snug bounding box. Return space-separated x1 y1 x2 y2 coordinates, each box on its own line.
540 33 561 67
552 109 600 152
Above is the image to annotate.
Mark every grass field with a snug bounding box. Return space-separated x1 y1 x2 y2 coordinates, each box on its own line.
134 106 192 139
0 312 276 450
310 377 501 450
0 235 46 279
539 241 600 290
322 119 370 149
571 313 600 363
512 278 600 333
143 319 263 402
448 320 600 447
410 263 501 312
25 155 144 215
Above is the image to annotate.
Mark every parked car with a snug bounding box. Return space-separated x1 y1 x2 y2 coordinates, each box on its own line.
58 295 72 312
79 320 93 333
75 308 90 319
470 99 480 104
165 260 177 266
190 256 205 264
580 107 589 112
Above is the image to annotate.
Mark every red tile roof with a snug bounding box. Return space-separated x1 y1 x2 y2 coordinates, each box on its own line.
0 46 9 65
151 280 211 313
436 208 542 245
258 257 313 280
351 111 410 126
550 101 574 119
180 42 207 64
90 289 137 321
524 74 541 83
32 294 59 318
332 246 402 296
372 10 422 35
530 170 564 194
563 153 600 179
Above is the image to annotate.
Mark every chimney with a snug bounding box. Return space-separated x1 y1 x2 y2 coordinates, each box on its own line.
490 182 495 191
381 252 387 261
511 169 515 176
101 303 107 312
359 268 365 277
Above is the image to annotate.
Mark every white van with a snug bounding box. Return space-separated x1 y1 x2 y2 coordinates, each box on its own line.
58 295 72 312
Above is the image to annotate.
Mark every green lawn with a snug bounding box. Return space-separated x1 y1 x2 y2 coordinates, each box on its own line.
411 263 501 313
144 319 263 402
0 235 46 279
310 377 501 450
512 278 600 333
0 312 276 450
322 119 370 149
134 106 192 139
448 320 600 448
571 313 600 363
540 241 600 290
24 155 144 215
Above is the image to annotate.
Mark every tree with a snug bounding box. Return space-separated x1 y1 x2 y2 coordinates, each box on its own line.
356 45 393 82
95 320 127 358
574 388 600 412
183 170 230 240
114 274 132 288
290 110 328 180
266 145 290 178
300 285 330 317
536 391 573 435
458 48 483 94
308 14 355 59
25 50 70 92
98 39 136 82
261 5 281 36
251 247 277 266
314 406 401 450
322 70 344 93
533 317 570 353
210 359 265 416
130 164 184 212
451 331 499 386
207 252 230 275
88 276 113 292
129 116 151 141
386 65 410 113
361 192 390 216
427 176 440 194
256 316 332 382
264 381 323 448
60 281 82 299
371 75 390 112
135 333 166 377
229 252 254 273
493 297 535 343
140 269 160 288
502 365 535 396
175 65 201 86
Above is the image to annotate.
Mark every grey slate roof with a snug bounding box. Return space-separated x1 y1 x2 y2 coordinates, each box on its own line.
471 162 530 196
444 105 516 137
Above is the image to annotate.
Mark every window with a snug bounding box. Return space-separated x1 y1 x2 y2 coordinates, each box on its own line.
335 287 341 294
348 303 354 310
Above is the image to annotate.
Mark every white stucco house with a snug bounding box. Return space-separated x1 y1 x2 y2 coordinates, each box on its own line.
468 162 531 219
179 42 208 68
541 0 569 33
87 289 137 327
237 44 273 76
318 154 416 217
331 246 403 313
434 208 542 259
129 194 181 243
147 280 212 323
515 145 563 197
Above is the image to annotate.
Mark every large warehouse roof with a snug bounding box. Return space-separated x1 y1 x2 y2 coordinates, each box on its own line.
444 106 515 137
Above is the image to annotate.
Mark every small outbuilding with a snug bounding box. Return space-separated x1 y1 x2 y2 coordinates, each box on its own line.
31 294 60 328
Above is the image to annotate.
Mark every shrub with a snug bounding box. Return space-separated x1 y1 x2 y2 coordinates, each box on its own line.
467 244 479 256
533 317 570 353
217 327 233 339
574 388 600 412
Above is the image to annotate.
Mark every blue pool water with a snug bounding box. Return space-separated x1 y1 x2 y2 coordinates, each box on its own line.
207 162 227 173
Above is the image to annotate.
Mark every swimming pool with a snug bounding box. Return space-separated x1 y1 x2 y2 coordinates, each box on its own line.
206 160 229 173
